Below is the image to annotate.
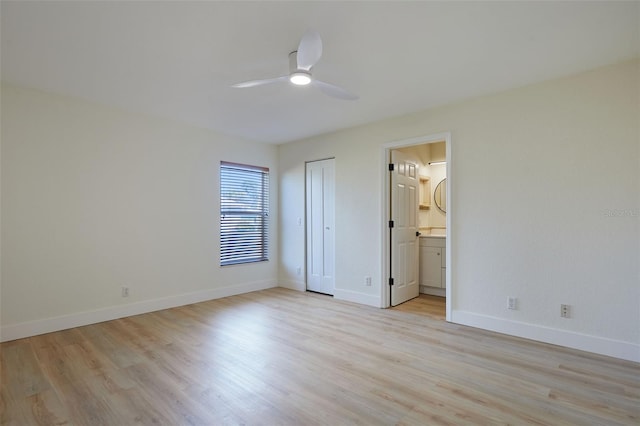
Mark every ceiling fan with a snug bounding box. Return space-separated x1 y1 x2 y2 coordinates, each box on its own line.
232 31 358 101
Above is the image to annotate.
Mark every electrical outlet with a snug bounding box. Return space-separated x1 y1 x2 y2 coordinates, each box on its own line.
507 297 517 310
365 276 372 286
561 304 570 318
121 286 129 297
297 217 302 226
296 266 301 276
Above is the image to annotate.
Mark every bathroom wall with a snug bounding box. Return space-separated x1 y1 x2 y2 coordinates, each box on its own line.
426 142 446 231
427 161 447 230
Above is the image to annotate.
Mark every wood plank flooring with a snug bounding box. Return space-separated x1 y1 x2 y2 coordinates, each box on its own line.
392 294 446 321
1 288 639 425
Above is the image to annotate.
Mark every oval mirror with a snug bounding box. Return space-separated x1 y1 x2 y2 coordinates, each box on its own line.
434 178 447 213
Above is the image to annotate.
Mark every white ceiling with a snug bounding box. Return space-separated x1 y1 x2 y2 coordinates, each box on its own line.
2 1 638 144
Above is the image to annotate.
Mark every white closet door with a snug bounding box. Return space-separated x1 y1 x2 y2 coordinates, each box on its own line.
306 159 335 295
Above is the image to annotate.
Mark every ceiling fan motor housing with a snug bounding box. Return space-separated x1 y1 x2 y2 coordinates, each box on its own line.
288 51 312 85
289 51 310 73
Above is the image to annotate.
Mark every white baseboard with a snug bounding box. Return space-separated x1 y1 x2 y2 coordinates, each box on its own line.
0 279 277 342
451 310 640 363
278 283 382 308
334 288 381 308
278 279 306 291
420 286 445 297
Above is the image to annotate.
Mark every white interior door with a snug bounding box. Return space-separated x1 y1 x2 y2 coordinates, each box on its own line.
390 150 420 305
306 159 335 295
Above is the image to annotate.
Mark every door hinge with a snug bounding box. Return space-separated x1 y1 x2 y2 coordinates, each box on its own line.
388 220 394 228
388 163 394 171
389 277 394 286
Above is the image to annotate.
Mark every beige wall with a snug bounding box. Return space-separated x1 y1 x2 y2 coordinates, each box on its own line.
278 60 639 361
2 60 637 361
1 84 279 339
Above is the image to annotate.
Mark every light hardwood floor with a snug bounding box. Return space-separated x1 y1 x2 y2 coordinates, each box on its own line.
392 294 446 321
1 288 638 425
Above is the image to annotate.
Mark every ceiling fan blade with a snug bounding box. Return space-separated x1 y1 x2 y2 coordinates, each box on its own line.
296 30 322 71
313 80 358 100
232 76 288 88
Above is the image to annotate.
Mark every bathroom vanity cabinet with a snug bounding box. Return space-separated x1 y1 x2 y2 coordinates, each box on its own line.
419 236 446 294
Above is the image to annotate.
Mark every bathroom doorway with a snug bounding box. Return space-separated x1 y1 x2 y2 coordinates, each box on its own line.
382 132 452 321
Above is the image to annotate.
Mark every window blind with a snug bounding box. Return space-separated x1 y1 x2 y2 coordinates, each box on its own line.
220 162 269 266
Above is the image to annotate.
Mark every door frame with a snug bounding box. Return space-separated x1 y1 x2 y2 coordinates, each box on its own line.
380 132 452 321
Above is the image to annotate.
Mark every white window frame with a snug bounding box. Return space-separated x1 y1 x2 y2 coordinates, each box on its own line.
219 161 269 266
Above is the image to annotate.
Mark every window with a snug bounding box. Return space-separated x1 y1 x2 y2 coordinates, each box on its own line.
220 162 269 266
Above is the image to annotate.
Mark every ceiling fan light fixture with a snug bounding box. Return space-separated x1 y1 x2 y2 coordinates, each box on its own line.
290 72 311 86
